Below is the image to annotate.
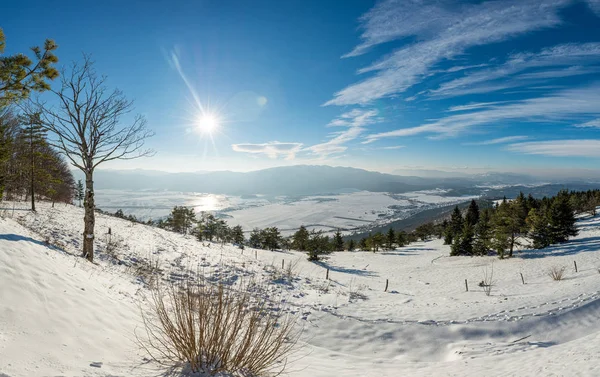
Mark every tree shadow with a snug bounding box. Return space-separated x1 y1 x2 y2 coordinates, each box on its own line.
0 233 65 253
519 236 600 259
379 248 433 256
314 260 378 277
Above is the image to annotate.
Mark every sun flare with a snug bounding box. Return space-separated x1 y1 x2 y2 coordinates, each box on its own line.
197 113 220 134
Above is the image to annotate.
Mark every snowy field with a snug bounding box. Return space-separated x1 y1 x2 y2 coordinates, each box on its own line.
94 189 477 235
1 201 600 376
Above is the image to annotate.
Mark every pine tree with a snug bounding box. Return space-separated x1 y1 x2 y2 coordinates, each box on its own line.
168 206 196 235
249 228 262 248
465 199 480 226
491 200 521 258
444 206 463 245
526 207 551 249
386 228 395 250
18 112 47 211
396 230 407 247
547 191 578 243
333 229 344 251
358 237 368 250
0 28 59 107
371 232 385 252
473 209 492 255
306 230 332 261
75 179 84 207
292 225 310 251
231 225 245 245
347 239 356 251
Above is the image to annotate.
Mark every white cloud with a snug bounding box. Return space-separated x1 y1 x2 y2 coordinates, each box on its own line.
429 43 600 98
306 109 381 157
326 0 569 106
575 118 600 128
381 145 405 150
506 139 600 157
364 84 600 142
232 142 303 160
464 136 529 145
587 0 600 15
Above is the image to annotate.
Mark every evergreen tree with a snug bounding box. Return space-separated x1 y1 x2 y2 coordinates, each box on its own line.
526 207 551 249
306 230 332 261
547 191 578 243
465 199 480 226
347 239 356 251
473 209 492 255
75 179 84 207
358 237 368 250
444 206 463 245
491 200 521 258
292 225 310 251
333 229 344 251
260 227 281 250
248 228 262 248
168 206 196 235
396 230 407 247
0 28 59 107
371 232 385 251
231 225 245 245
18 112 47 211
386 228 395 250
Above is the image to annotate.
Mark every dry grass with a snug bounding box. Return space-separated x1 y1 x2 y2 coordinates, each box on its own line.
548 265 566 281
139 277 299 376
481 263 495 296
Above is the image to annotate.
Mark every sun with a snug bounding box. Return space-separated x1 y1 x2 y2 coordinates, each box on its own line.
197 113 220 134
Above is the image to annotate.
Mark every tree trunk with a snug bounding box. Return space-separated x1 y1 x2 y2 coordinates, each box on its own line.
83 171 95 262
30 135 35 212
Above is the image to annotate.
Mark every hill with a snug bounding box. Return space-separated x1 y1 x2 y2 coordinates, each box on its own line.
1 202 600 376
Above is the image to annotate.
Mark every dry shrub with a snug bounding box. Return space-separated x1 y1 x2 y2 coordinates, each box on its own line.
139 278 298 376
548 265 566 281
481 263 495 296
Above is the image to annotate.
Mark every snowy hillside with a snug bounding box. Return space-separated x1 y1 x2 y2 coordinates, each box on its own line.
1 202 600 376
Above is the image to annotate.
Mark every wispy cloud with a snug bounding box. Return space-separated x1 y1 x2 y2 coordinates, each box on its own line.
381 145 405 150
306 109 381 157
506 139 600 157
575 118 600 128
429 43 600 98
326 0 569 106
364 84 600 142
587 0 600 15
464 136 529 145
232 142 303 160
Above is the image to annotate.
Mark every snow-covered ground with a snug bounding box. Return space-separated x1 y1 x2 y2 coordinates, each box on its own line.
1 201 600 376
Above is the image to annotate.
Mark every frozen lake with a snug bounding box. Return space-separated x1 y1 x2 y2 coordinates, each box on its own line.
95 189 478 235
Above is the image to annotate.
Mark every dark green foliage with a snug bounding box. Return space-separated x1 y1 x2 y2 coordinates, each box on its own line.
358 237 368 250
444 206 463 245
396 230 407 247
333 229 344 251
306 230 332 261
75 179 84 207
292 225 310 251
260 227 282 250
473 209 492 256
248 228 261 248
547 191 578 244
370 232 385 251
167 206 196 235
346 239 356 251
527 207 551 249
414 222 435 241
231 225 245 245
0 28 59 107
386 228 395 250
465 199 480 226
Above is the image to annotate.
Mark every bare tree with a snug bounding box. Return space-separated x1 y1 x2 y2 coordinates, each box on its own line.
36 56 153 262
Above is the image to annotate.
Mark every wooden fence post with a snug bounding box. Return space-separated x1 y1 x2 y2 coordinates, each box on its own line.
520 272 525 285
326 268 329 280
574 261 578 273
384 279 389 292
465 279 469 292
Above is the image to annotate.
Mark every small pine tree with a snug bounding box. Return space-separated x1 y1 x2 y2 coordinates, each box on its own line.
358 237 368 250
292 225 310 251
547 191 578 243
386 228 395 250
445 206 463 245
75 179 84 207
333 229 344 251
306 230 332 261
473 209 492 255
347 239 356 251
465 199 480 227
231 225 245 245
527 207 551 249
396 230 407 247
248 228 262 248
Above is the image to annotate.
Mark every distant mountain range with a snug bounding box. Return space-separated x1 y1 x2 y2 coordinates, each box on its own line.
89 165 600 197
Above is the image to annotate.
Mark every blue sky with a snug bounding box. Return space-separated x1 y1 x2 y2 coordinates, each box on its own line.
2 0 600 176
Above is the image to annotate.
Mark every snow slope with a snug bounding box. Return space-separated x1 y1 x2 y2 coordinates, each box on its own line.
1 202 600 376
